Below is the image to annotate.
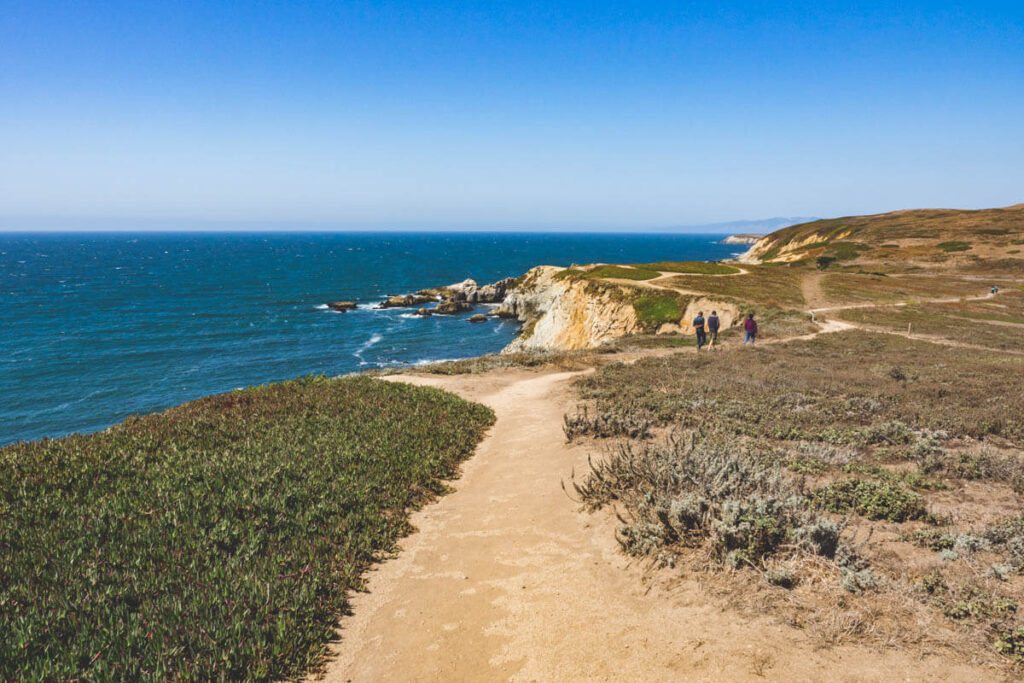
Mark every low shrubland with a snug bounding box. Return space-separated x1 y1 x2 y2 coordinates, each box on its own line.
0 375 494 680
820 272 983 304
662 265 807 307
567 330 1024 666
836 305 1024 352
573 332 1024 445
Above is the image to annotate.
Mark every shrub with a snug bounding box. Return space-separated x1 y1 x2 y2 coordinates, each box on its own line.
816 256 836 270
811 478 927 522
906 528 956 551
938 241 971 252
575 429 838 569
563 405 652 440
0 375 495 680
764 566 798 588
941 584 1016 621
996 627 1024 664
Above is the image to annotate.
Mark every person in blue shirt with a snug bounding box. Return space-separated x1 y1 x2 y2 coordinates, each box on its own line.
693 311 706 350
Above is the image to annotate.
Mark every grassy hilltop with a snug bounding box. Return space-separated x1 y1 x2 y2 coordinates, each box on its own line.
744 203 1024 268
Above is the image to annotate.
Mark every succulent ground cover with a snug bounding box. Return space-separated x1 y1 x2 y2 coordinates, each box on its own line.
0 375 494 680
566 331 1024 666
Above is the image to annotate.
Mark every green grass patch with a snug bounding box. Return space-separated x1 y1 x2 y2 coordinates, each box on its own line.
583 265 660 280
938 240 972 252
0 375 495 680
635 261 740 275
811 478 927 522
632 294 683 329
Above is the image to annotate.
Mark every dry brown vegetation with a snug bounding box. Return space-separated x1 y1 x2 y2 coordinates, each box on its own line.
820 272 986 305
836 306 1024 352
663 264 808 307
567 332 1024 668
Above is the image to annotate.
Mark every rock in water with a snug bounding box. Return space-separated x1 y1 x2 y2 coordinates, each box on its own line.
467 313 488 323
327 301 357 312
377 293 437 309
434 301 474 315
474 277 516 303
443 278 478 302
414 308 432 317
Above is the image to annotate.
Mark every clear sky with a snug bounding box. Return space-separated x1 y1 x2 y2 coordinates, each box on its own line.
1 1 1022 230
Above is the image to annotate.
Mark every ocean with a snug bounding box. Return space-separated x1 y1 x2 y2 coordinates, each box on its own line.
1 232 739 445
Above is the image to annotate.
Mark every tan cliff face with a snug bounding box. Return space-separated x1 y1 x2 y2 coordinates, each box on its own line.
496 267 738 352
738 230 851 263
497 266 640 352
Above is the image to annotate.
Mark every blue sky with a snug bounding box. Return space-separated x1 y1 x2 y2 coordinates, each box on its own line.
1 1 1022 230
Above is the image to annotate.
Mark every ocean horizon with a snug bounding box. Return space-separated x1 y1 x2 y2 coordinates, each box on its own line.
1 231 740 446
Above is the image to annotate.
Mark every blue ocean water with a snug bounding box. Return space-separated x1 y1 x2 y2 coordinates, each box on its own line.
1 232 738 445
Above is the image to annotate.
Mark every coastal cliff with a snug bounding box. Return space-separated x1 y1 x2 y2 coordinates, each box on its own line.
496 266 641 352
495 266 739 352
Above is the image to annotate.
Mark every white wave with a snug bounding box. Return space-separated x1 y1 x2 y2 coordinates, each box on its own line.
412 356 470 366
315 304 329 310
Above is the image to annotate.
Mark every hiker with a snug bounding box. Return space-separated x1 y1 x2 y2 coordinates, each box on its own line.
707 310 721 349
743 313 757 345
693 310 707 350
992 285 997 295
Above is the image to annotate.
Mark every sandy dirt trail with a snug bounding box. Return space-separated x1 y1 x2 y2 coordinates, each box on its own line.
319 366 997 682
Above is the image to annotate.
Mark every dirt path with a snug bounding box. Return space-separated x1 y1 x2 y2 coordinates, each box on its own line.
319 366 996 682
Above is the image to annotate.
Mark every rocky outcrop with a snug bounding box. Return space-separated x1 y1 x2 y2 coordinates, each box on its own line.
721 234 762 245
440 277 517 303
467 313 488 323
327 301 357 312
414 308 432 317
434 300 474 315
378 293 438 309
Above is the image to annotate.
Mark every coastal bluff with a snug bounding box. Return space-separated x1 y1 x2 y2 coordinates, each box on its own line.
496 266 641 352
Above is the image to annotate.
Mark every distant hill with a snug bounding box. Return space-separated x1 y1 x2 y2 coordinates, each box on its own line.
670 216 820 234
741 203 1024 268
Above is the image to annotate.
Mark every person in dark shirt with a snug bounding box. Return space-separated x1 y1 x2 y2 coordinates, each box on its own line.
707 310 721 349
693 311 706 350
744 313 758 345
